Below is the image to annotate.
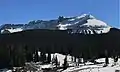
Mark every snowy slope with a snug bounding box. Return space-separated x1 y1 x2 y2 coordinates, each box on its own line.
1 28 23 33
57 14 111 34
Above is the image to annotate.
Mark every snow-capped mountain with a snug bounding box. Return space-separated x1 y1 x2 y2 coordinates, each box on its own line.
57 14 111 34
0 24 24 33
1 28 23 33
0 14 112 34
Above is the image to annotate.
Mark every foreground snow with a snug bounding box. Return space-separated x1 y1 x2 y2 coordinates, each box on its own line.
40 53 120 72
63 58 120 72
0 69 12 72
62 64 120 72
2 53 120 72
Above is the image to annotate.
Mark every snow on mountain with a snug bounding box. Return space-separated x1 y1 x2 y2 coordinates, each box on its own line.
57 14 111 34
76 14 95 19
0 14 112 34
57 24 71 30
1 28 23 33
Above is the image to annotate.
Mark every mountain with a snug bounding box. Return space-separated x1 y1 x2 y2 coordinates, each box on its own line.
57 14 111 34
0 24 24 33
0 14 114 34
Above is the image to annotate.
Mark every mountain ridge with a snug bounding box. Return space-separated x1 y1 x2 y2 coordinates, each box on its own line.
0 14 118 34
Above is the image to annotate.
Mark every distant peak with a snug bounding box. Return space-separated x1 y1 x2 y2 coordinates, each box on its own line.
77 14 95 19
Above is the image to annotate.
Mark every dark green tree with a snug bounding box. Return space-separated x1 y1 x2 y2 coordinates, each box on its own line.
24 46 33 62
74 56 76 62
34 50 39 62
105 50 109 65
47 53 51 63
51 54 55 64
40 52 46 63
55 55 58 67
63 55 68 70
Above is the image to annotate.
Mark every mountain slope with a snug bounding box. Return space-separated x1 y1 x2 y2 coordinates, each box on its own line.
57 14 111 34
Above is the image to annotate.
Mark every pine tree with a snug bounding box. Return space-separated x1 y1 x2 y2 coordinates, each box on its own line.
63 55 68 70
25 47 33 62
47 52 51 63
40 52 46 63
34 50 39 62
78 58 80 66
105 50 109 66
24 45 28 62
8 45 14 68
74 56 76 62
71 56 74 62
51 54 55 64
55 55 58 67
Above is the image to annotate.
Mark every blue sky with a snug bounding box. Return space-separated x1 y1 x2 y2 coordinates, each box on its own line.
0 0 119 28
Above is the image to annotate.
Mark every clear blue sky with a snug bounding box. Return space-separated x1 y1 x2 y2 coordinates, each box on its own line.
0 0 119 28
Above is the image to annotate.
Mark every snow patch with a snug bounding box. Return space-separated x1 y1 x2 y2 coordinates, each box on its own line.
41 64 53 69
83 19 108 27
57 24 71 30
1 28 23 33
76 14 95 19
69 19 75 21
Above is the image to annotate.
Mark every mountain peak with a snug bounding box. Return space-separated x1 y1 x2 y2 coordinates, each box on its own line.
57 14 111 34
76 14 95 19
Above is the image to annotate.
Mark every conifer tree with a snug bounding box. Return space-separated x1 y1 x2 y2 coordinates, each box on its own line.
105 50 109 65
34 50 39 62
47 52 51 63
55 55 58 67
63 55 68 70
40 52 46 63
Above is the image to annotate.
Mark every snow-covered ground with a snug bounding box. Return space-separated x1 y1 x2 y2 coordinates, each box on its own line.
0 69 12 72
63 58 120 72
1 53 120 72
38 53 120 72
51 53 74 66
63 65 120 72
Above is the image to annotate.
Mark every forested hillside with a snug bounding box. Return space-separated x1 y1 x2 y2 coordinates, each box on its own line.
0 28 120 69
